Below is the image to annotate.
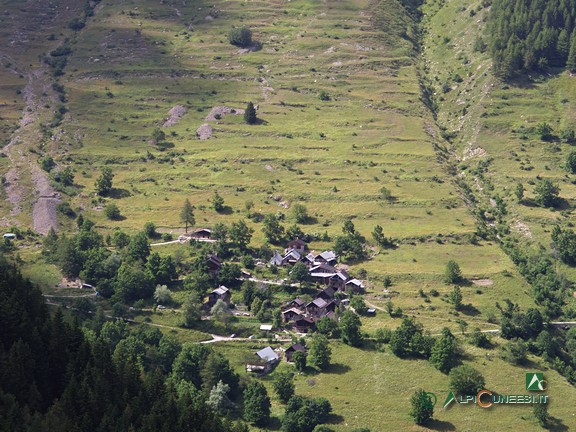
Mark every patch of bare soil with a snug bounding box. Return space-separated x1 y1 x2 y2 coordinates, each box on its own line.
163 104 187 127
33 196 61 235
424 122 437 140
463 146 487 160
31 143 62 234
196 123 213 140
512 219 533 238
3 64 61 233
471 279 493 287
58 277 82 288
205 106 244 121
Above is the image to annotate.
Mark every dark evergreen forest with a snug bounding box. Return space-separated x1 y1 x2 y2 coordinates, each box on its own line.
488 0 576 78
0 255 246 432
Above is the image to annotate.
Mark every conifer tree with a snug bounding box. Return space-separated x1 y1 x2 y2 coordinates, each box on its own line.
244 102 257 124
180 199 195 233
568 31 576 72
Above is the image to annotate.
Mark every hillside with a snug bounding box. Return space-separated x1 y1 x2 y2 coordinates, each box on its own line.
1 0 534 333
1 0 576 431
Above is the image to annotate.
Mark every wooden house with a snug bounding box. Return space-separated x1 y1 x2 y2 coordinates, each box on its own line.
345 278 364 294
247 346 279 373
309 263 338 285
294 317 316 333
284 343 307 362
305 250 337 267
329 270 350 290
192 228 212 239
282 307 303 323
317 286 336 301
285 297 305 310
207 286 230 306
286 238 306 254
306 297 329 316
270 251 283 266
206 254 222 276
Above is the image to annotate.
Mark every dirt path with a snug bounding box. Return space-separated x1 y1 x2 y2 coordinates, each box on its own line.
2 63 61 233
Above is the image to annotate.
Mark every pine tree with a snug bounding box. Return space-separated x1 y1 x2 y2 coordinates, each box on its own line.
444 260 462 284
533 402 550 426
212 191 225 212
557 29 570 63
95 167 114 196
180 199 195 233
515 183 524 202
568 31 576 72
244 102 257 124
449 286 463 310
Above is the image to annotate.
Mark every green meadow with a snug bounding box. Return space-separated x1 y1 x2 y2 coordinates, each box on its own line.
55 0 517 297
2 0 576 429
212 339 575 431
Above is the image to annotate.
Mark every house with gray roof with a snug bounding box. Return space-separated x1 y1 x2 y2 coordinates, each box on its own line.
247 346 280 373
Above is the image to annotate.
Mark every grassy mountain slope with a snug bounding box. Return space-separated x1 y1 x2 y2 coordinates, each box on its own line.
1 0 576 430
421 0 576 304
25 0 535 335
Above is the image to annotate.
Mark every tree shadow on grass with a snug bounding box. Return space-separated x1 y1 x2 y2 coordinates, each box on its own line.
216 205 234 215
324 362 351 374
425 419 456 431
108 188 132 199
554 198 571 211
520 197 571 211
299 216 318 225
109 214 127 221
506 74 538 90
459 304 481 316
516 358 544 370
325 413 345 425
544 416 569 431
457 278 473 287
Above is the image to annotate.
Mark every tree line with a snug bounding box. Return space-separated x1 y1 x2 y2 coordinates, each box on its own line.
0 253 248 431
487 0 576 79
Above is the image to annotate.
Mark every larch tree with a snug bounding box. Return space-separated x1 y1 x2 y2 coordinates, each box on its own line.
180 199 195 233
